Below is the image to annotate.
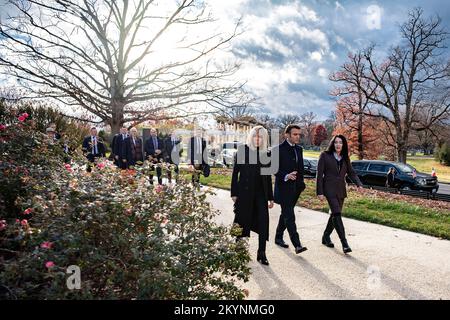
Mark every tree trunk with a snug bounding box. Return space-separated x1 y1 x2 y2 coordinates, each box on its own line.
110 101 125 135
357 111 364 160
397 147 407 163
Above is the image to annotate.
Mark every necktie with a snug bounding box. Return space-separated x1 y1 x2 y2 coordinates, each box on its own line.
293 146 298 164
153 137 158 150
92 137 96 155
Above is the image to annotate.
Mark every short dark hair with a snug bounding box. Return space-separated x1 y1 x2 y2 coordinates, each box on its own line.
90 127 97 131
284 124 301 134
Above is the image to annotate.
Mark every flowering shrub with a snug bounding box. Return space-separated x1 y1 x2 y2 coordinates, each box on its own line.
0 104 250 299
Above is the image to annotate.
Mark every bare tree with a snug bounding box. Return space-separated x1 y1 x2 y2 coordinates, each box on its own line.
330 52 379 159
255 114 277 129
298 111 317 146
332 8 450 163
276 113 300 131
0 0 252 133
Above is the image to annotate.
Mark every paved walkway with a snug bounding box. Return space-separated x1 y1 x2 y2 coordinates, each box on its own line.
206 187 450 300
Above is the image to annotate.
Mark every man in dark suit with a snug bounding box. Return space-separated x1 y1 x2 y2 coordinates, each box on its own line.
188 128 208 186
163 130 182 183
123 127 144 168
273 124 308 254
144 128 164 185
82 127 106 170
112 126 128 169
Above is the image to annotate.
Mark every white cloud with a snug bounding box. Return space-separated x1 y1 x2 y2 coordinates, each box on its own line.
310 51 323 62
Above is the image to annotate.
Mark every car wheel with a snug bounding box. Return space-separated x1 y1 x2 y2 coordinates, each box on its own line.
400 185 411 191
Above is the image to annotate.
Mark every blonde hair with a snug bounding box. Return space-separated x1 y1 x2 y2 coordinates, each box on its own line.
246 125 268 150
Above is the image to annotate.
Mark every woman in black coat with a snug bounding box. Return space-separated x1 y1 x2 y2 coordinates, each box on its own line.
231 126 274 265
316 135 363 254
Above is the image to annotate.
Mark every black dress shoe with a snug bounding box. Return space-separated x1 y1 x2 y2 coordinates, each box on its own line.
322 234 335 248
341 239 352 254
274 239 289 248
257 251 269 265
343 246 352 254
295 246 308 254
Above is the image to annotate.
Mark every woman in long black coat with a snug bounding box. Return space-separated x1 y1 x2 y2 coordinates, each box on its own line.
231 126 274 265
316 135 363 254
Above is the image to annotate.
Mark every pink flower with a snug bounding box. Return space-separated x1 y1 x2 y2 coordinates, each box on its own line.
155 184 164 193
20 219 28 227
16 219 20 223
64 164 71 169
97 162 105 169
23 208 33 215
22 113 29 118
18 116 26 122
40 241 54 249
0 220 7 231
45 261 55 269
0 124 6 131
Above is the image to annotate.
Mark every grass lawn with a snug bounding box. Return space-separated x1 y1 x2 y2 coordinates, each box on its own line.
407 157 450 183
196 170 450 240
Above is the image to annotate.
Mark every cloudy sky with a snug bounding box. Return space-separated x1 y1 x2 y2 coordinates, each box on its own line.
208 0 450 120
1 0 449 121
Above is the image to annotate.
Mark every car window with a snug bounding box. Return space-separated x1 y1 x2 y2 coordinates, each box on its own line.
368 163 390 173
394 163 414 173
352 162 369 170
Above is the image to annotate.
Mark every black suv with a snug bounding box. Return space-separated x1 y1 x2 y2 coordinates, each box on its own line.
304 157 318 177
350 160 439 193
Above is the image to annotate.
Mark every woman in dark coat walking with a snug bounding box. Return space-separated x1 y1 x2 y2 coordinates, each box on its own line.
316 135 363 254
231 126 274 265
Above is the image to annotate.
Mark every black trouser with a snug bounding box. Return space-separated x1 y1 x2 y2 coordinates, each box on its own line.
254 195 269 253
118 158 127 169
167 164 179 182
324 197 348 243
275 201 301 248
326 197 344 215
150 164 162 185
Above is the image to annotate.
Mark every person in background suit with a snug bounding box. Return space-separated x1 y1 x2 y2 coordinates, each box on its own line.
144 128 164 185
188 128 208 187
163 131 182 183
82 127 106 163
46 127 57 145
123 127 144 168
112 126 129 169
49 123 61 140
231 126 274 265
61 133 74 164
316 134 363 254
273 124 308 254
386 167 396 188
